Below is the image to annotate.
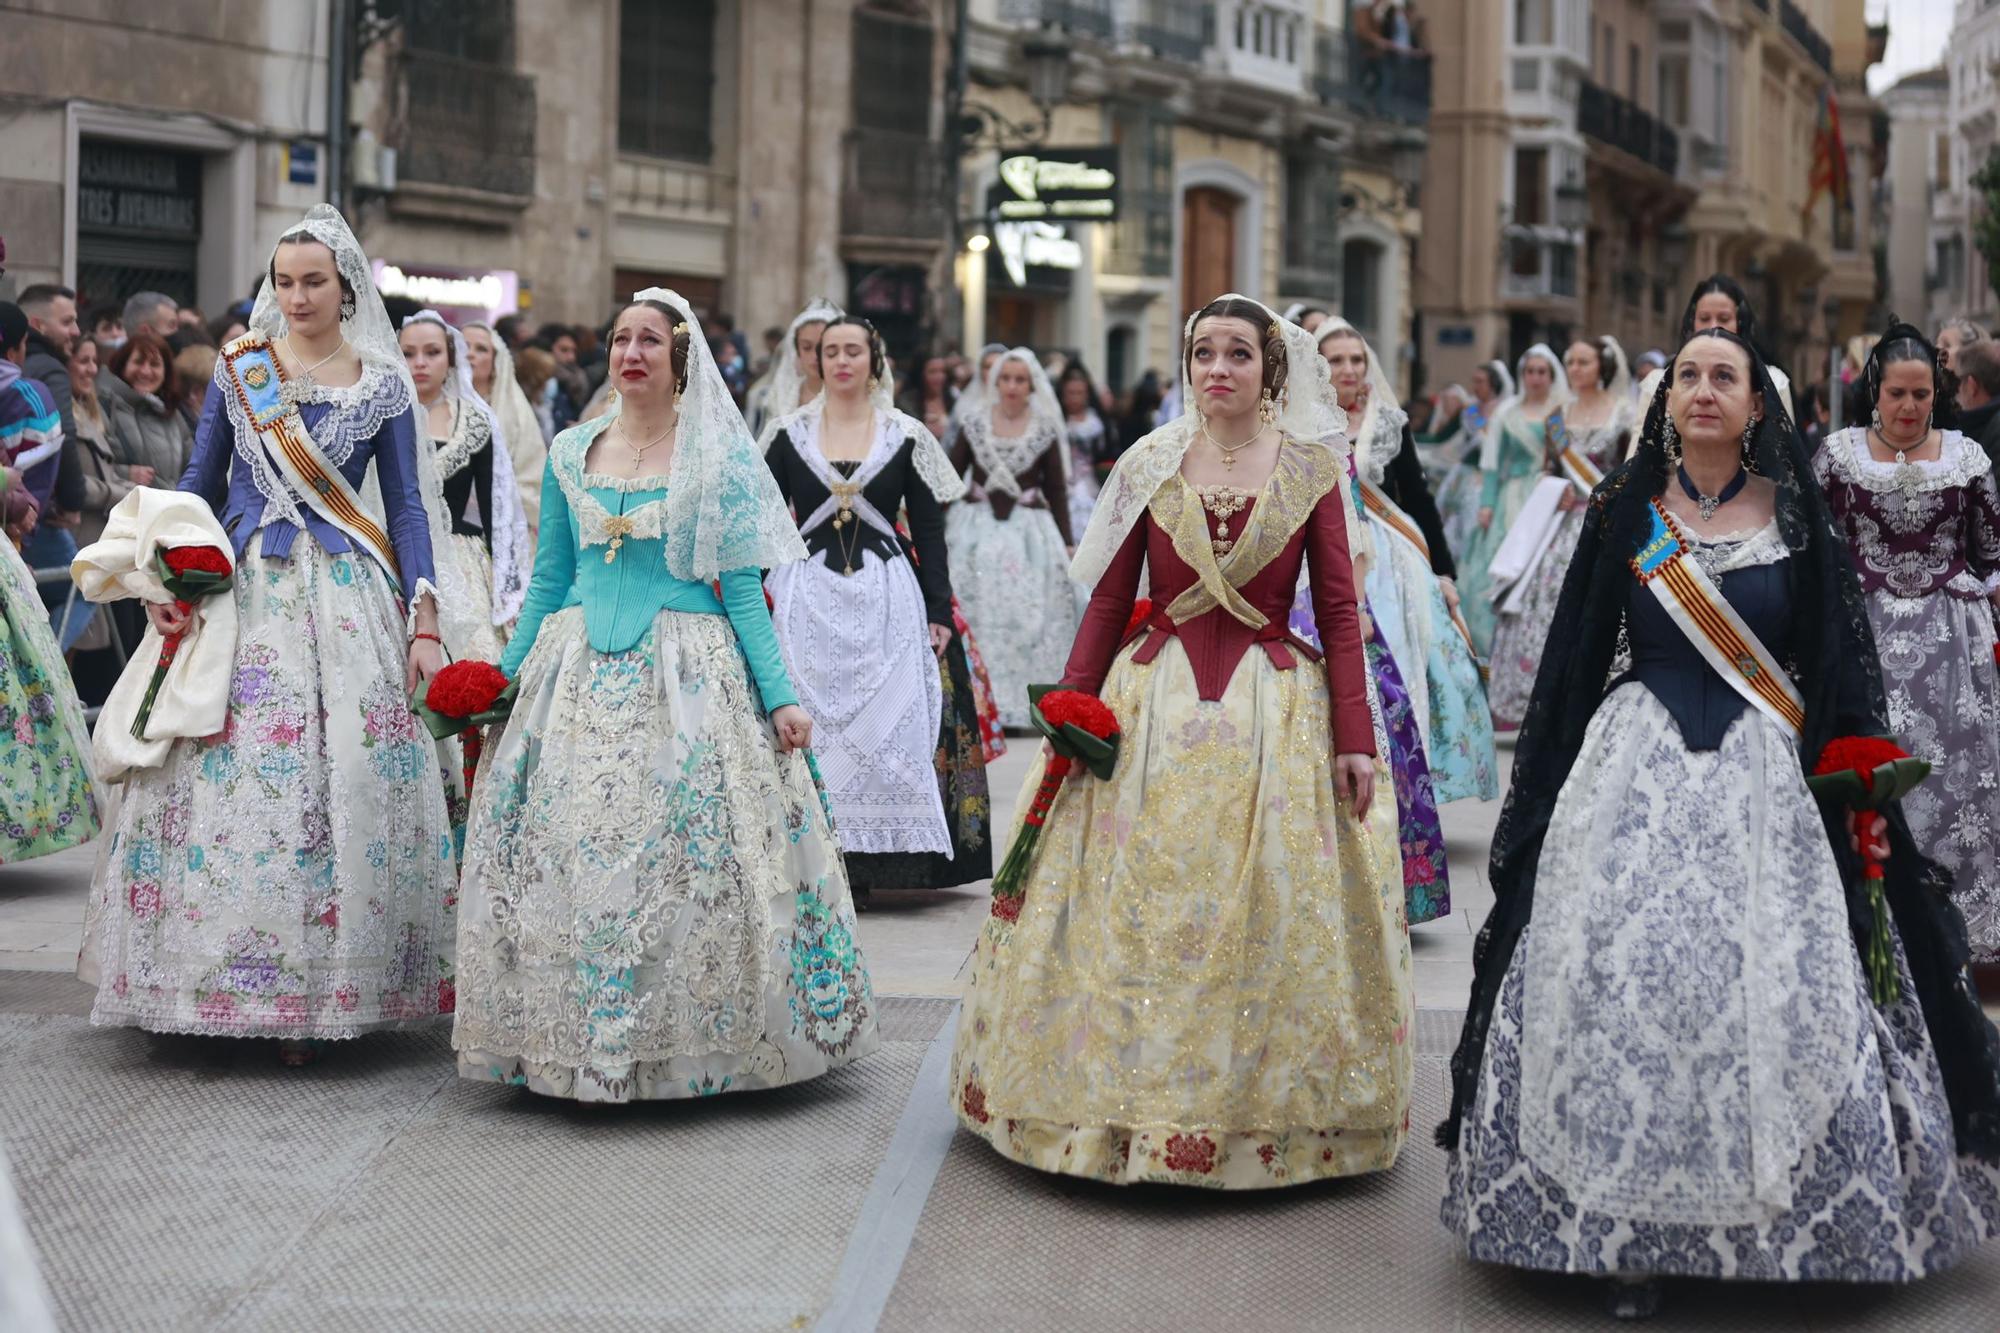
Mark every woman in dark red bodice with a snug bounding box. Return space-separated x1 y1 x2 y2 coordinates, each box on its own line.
948 295 1412 1189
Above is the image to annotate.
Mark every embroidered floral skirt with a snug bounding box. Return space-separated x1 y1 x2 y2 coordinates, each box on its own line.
954 597 1008 765
944 501 1077 729
1452 470 1541 655
79 543 457 1038
1432 457 1483 563
951 637 1413 1188
0 538 97 863
1443 686 2000 1278
452 607 879 1102
1361 510 1497 806
1866 587 2000 961
1290 582 1450 925
1485 503 1584 732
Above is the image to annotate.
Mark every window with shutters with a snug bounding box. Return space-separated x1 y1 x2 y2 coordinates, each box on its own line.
852 8 935 133
619 0 717 163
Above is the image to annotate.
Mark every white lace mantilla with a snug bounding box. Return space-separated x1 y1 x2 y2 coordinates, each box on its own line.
431 397 492 481
962 413 1061 499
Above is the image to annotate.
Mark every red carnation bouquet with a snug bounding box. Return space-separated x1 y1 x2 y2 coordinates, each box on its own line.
134 544 234 740
1810 736 1931 1004
1124 598 1154 639
989 685 1120 922
412 660 516 794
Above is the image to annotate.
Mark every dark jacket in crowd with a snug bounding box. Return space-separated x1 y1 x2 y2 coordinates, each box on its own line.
1958 397 2000 466
21 329 84 515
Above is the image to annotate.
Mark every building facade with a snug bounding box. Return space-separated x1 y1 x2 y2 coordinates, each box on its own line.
1880 67 1949 333
959 0 1431 396
0 2 334 316
1418 0 1881 394
1932 0 2000 334
0 1 958 360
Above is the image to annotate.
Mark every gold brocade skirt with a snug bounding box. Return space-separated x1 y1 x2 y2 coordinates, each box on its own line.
949 636 1412 1188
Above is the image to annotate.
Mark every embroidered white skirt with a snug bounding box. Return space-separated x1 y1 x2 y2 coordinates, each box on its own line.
944 500 1077 729
768 549 949 856
79 542 458 1037
452 606 880 1102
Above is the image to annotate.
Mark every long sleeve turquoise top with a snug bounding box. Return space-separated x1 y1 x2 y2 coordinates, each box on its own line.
497 450 798 712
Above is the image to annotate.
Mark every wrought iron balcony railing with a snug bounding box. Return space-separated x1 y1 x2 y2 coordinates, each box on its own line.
1003 0 1116 40
1130 0 1212 64
1313 27 1432 126
1578 79 1680 178
1780 0 1832 74
393 48 536 199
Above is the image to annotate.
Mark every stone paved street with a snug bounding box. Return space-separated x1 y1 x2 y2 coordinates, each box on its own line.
3 748 1998 1331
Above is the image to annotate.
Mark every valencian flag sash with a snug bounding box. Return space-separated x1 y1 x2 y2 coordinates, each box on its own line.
1546 410 1604 494
1630 498 1803 737
220 332 400 586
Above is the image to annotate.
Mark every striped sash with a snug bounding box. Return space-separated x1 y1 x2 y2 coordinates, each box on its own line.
1558 445 1603 494
220 333 400 585
1630 499 1803 737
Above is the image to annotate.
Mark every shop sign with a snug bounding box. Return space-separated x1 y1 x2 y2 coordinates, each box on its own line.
371 261 519 320
993 147 1120 223
77 141 201 237
993 220 1083 290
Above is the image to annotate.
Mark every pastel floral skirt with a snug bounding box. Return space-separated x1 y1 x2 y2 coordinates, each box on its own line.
452 607 879 1102
951 637 1413 1188
1485 505 1584 732
0 537 97 863
79 542 457 1038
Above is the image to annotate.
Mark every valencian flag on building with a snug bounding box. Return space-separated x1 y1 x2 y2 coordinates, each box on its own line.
1804 83 1850 222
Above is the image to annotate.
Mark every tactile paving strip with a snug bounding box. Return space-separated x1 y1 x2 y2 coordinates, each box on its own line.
3 998 936 1332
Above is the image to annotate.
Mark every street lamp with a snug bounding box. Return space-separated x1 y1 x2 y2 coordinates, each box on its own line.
956 30 1076 152
1389 131 1427 199
1659 223 1690 277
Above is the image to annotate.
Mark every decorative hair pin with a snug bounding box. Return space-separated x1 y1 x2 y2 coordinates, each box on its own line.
672 322 689 337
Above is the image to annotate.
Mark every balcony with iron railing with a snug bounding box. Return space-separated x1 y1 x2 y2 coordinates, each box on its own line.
1578 79 1680 178
841 129 949 245
1313 26 1433 125
1001 0 1116 40
391 48 536 202
1126 0 1212 63
1779 0 1832 74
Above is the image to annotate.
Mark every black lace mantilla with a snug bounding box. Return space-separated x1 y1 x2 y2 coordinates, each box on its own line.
1439 330 2000 1165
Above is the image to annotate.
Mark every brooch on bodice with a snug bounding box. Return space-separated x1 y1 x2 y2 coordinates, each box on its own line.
1196 484 1253 559
600 513 636 563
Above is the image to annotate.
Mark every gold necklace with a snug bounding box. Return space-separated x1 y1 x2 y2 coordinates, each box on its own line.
619 415 676 466
1200 418 1263 469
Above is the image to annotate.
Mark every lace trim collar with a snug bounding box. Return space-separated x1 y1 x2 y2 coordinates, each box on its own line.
1686 517 1789 575
1824 427 1991 493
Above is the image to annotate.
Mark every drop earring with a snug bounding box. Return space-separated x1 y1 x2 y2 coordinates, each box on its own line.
1740 417 1759 474
1258 389 1276 426
339 294 357 320
1663 415 1683 468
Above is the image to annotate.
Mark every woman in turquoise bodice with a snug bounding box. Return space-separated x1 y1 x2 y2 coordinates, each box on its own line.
451 289 879 1102
1454 345 1569 652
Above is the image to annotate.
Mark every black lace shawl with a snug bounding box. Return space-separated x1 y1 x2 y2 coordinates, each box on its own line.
1438 330 2000 1162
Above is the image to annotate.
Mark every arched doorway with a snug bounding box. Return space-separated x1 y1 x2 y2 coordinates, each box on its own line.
1181 187 1240 320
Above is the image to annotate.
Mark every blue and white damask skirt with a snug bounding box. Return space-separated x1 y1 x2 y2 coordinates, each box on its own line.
1443 685 2000 1280
451 606 880 1102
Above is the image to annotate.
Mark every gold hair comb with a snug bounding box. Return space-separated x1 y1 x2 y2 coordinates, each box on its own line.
673 321 689 337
